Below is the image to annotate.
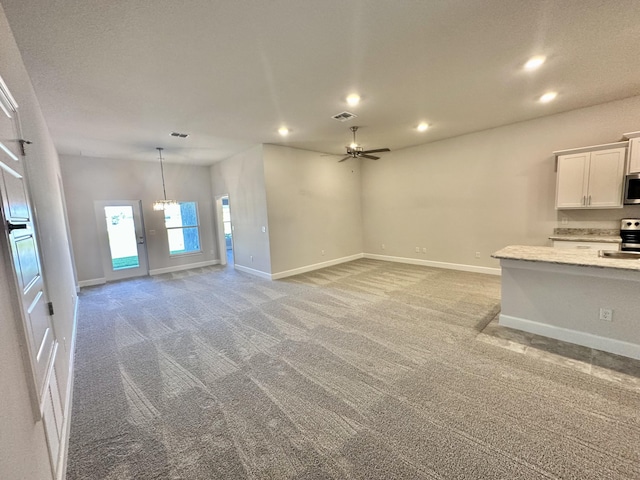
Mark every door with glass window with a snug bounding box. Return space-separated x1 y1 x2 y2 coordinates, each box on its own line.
95 200 148 281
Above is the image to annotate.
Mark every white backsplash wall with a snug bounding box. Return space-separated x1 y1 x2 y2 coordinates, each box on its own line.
557 206 640 230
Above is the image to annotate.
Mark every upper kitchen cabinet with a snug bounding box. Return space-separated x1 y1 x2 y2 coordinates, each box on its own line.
623 132 640 173
555 142 627 209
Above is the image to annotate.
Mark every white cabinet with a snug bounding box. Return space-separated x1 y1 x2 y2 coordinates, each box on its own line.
555 144 626 209
625 135 640 173
552 240 619 250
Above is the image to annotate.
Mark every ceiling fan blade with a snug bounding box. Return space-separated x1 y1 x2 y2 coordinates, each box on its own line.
360 154 380 160
361 148 390 154
338 156 351 162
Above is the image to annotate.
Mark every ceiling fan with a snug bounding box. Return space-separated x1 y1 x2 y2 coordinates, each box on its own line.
339 126 390 162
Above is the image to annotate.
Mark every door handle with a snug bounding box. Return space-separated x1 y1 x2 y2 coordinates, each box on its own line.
137 236 145 245
6 221 28 233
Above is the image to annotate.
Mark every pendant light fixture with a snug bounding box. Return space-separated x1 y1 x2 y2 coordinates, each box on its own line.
152 147 178 211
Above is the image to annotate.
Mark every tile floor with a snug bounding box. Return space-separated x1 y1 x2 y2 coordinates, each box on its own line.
477 316 640 391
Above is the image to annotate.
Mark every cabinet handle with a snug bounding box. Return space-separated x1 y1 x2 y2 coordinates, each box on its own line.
582 195 586 206
588 195 592 205
576 245 591 249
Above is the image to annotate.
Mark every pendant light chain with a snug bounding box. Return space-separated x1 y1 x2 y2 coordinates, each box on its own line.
158 147 168 201
153 147 177 211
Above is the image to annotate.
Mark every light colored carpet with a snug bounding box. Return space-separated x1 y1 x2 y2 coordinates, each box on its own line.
67 259 640 479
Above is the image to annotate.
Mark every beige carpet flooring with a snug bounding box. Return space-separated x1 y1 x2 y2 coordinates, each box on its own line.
66 259 640 479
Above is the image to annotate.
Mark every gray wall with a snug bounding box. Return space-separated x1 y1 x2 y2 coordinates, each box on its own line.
210 145 272 275
263 144 363 274
0 4 77 478
60 154 218 283
361 95 640 269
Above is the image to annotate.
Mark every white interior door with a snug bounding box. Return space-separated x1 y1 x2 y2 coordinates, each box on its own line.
95 200 148 281
0 75 62 472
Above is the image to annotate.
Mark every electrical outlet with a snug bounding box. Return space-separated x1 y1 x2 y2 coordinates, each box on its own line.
415 247 420 253
422 247 426 253
475 251 480 258
381 244 385 250
599 308 613 322
250 255 254 262
321 249 325 256
561 217 569 225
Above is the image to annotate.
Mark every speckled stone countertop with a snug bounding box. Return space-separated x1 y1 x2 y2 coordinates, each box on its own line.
492 245 640 272
549 228 621 243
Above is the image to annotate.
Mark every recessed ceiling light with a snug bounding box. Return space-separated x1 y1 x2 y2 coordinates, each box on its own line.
524 56 546 71
539 91 557 103
346 94 360 106
278 126 289 136
417 123 429 132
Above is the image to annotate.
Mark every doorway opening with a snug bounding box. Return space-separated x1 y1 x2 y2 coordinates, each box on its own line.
215 195 234 266
222 196 234 264
95 201 148 281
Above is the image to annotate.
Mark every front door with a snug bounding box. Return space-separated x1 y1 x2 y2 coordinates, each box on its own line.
95 200 148 281
0 76 61 468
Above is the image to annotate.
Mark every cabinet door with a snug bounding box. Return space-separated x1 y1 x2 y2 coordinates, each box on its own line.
628 138 640 174
587 147 626 207
556 153 589 208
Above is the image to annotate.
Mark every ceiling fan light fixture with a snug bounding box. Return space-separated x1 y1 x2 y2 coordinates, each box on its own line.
338 126 391 162
346 94 360 106
417 122 429 132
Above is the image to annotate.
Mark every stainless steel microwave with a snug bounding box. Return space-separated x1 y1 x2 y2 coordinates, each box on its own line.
624 173 640 204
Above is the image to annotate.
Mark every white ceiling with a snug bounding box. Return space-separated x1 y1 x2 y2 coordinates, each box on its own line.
2 0 640 165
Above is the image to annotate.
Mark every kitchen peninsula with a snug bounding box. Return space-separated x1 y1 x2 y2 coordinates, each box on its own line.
492 246 640 360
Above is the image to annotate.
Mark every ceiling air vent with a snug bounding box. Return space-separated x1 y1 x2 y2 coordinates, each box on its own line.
331 111 357 122
170 132 189 138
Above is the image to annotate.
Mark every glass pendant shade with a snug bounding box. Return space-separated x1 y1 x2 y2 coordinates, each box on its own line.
152 199 178 211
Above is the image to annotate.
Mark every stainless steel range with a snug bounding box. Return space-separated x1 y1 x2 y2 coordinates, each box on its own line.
620 218 640 252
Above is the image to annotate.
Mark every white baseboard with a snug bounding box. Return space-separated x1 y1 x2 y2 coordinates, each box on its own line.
56 295 79 480
78 277 106 288
234 264 272 280
363 253 501 276
149 259 220 276
499 314 640 360
271 253 365 280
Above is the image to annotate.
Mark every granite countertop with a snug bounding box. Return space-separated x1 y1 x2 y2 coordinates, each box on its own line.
548 228 621 243
492 245 640 272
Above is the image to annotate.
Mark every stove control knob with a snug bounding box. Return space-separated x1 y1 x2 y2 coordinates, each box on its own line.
627 222 633 226
636 222 640 227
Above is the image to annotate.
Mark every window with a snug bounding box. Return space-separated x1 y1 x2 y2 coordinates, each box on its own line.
164 201 201 255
